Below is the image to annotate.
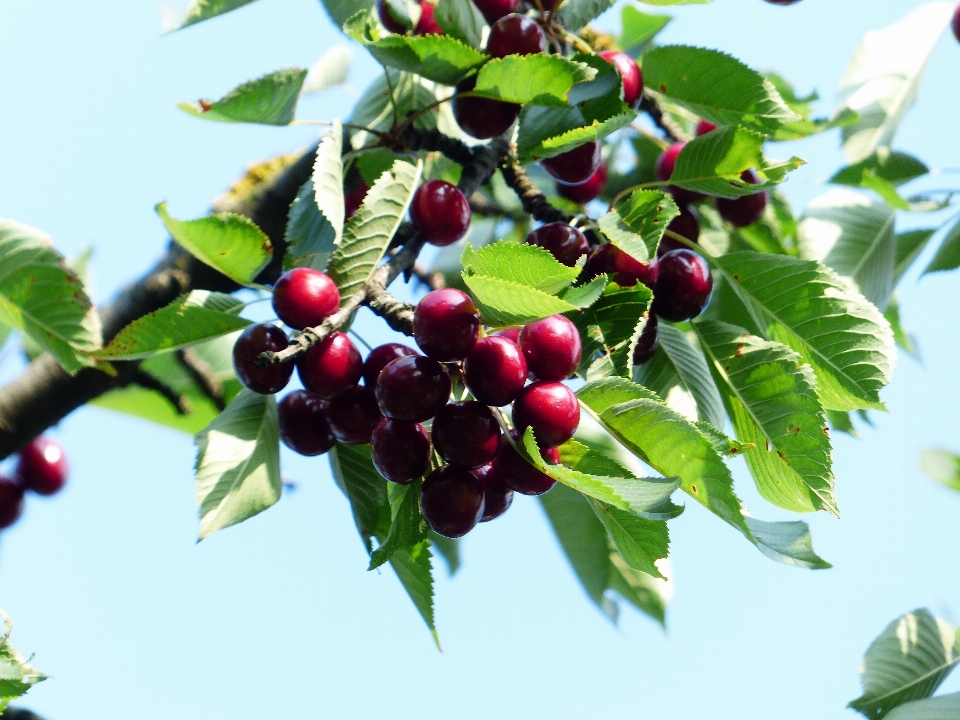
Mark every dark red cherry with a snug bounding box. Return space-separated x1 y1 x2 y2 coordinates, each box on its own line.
16 436 69 496
464 335 527 406
272 268 340 330
278 390 335 456
651 249 713 322
344 181 369 219
716 170 768 227
326 385 383 444
432 401 502 468
472 463 514 521
695 120 717 136
362 343 418 387
0 477 25 529
410 180 471 247
658 204 701 256
296 331 363 399
763 0 802 4
537 0 560 9
486 14 547 58
492 327 521 343
472 0 518 23
518 314 581 381
376 355 452 422
656 142 705 204
511 381 580 447
420 465 485 538
557 162 608 205
452 76 521 140
953 5 960 43
233 323 293 395
524 223 589 266
598 50 643 109
614 247 659 288
371 419 432 484
493 430 559 496
632 315 659 365
415 0 444 34
414 288 481 361
541 142 602 186
376 0 410 33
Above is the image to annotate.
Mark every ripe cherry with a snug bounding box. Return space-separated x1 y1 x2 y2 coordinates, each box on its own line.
296 331 363 399
452 76 520 140
492 327 521 343
278 390 335 456
16 437 68 496
410 180 471 247
953 5 960 43
658 204 701 256
511 381 580 447
632 315 659 365
233 323 293 395
0 477 25 530
414 0 443 34
493 430 560 496
524 223 589 267
464 335 527 406
272 268 340 330
375 355 451 422
362 343 418 388
542 142 602 186
472 463 514 521
486 14 547 58
585 243 658 288
376 0 410 33
557 162 608 205
656 142 705 204
716 170 768 227
326 385 383 444
518 314 582 381
696 119 717 136
420 465 485 538
371 419 432 484
472 0 518 25
344 181 369 219
763 0 802 4
413 288 481 361
432 401 502 468
651 249 713 322
598 51 643 109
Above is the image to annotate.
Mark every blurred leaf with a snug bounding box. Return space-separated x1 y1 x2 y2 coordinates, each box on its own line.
742 518 831 570
558 0 617 31
178 68 307 125
923 215 960 275
619 6 671 50
588 498 669 578
323 0 375 27
599 190 679 263
434 0 486 49
607 552 669 628
429 533 460 575
473 55 596 107
884 296 920 361
826 409 858 437
159 0 260 32
919 449 960 493
302 45 352 94
885 692 960 720
0 612 47 712
831 150 929 188
893 229 936 285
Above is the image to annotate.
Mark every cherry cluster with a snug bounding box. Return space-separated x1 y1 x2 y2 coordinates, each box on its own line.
0 436 69 531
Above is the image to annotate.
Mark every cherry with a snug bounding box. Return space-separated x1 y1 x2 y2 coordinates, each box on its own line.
658 204 701 256
410 180 471 247
716 170 768 227
420 465 485 538
471 463 514 521
344 181 369 219
632 315 659 365
557 162 608 205
452 76 521 140
493 430 560 496
326 385 383 444
696 120 717 136
413 288 481 361
414 0 443 34
511 381 580 447
0 477 25 530
376 0 410 33
296 331 363 399
598 51 643 109
16 437 68 496
524 223 589 266
537 0 560 9
651 249 713 322
432 401 502 468
585 243 658 288
278 390 335 456
763 0 802 4
518 314 581 381
272 268 340 330
233 323 293 395
362 343 418 387
492 327 521 343
486 14 547 58
656 142 705 204
371 419 432 484
375 355 451 422
472 0 518 25
541 142 602 186
464 335 527 406
953 5 960 43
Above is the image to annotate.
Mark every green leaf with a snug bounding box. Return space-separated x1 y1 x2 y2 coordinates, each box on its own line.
599 190 679 263
361 34 487 85
327 159 423 303
473 55 596 107
588 499 669 578
388 540 440 650
695 320 837 516
573 283 652 380
837 3 955 163
156 202 272 286
329 443 389 552
607 552 669 628
635 0 709 4
884 296 920 361
695 420 752 459
923 215 960 275
0 612 47 712
742 517 831 570
350 70 456 148
369 481 429 570
461 241 580 293
557 0 616 32
894 229 936 285
429 532 461 575
464 275 584 326
302 45 352 94
642 45 800 136
323 0 375 27
885 692 960 720
919 448 960 494
434 0 486 49
0 219 101 374
178 68 307 126
831 149 929 189
712 251 896 412
826 409 858 437
849 609 960 719
620 6 671 50
160 0 261 32
194 389 281 540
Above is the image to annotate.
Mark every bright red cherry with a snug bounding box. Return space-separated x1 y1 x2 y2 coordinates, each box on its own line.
524 223 589 266
272 268 340 330
472 463 514 521
325 385 383 444
452 76 521 140
651 249 713 322
420 465 485 538
16 437 68 496
696 120 717 136
344 181 369 219
493 430 559 496
362 343 418 387
371 419 432 484
486 14 547 58
410 180 471 247
376 0 410 33
233 323 293 395
0 477 25 529
716 170 768 227
511 381 580 447
557 162 608 205
656 142 705 204
296 331 363 399
472 0 518 23
492 327 521 343
278 390 335 456
598 51 643 109
413 288 481 361
464 335 527 406
518 314 581 381
632 315 659 365
415 1 444 35
541 142 602 186
432 401 502 469
375 355 451 422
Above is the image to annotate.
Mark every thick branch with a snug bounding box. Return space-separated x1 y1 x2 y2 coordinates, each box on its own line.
640 93 688 143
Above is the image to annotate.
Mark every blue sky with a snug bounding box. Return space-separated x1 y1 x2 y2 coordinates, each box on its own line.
1 1 959 718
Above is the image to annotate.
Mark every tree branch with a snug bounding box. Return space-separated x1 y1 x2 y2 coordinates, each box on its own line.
499 153 574 225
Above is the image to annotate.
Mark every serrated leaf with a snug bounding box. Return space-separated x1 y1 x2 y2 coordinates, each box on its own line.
588 498 669 578
557 0 616 32
327 159 422 303
179 68 307 126
923 215 960 275
607 552 669 628
156 202 272 286
920 448 960 493
573 283 652 380
642 45 800 136
0 219 101 374
473 55 596 107
302 45 352 94
619 5 671 50
434 0 486 49
885 692 960 720
329 443 389 552
0 612 47 712
463 275 584 326
369 481 429 570
599 190 679 262
743 517 831 570
362 34 487 85
194 389 281 539
558 275 607 309
461 241 580 294
695 420 752 459
159 0 260 32
388 540 440 650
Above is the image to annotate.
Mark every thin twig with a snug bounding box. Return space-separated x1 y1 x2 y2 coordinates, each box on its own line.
639 94 689 143
132 370 191 415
